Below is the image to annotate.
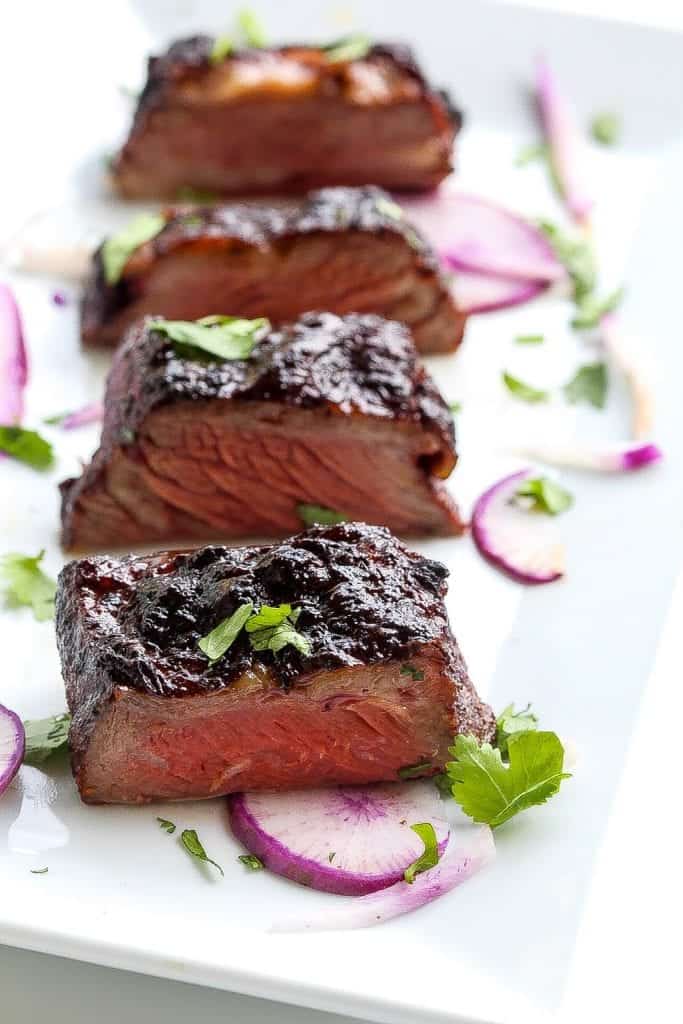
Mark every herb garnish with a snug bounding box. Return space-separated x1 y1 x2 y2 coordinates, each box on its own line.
198 602 311 661
246 604 311 655
30 868 49 875
157 817 176 834
150 315 269 361
176 186 219 203
210 35 234 63
590 112 621 146
180 829 224 876
101 213 166 286
448 401 462 414
538 220 596 303
198 601 254 663
495 703 539 759
515 142 548 166
328 852 336 863
0 426 54 469
571 287 623 330
238 854 264 870
23 713 71 764
443 731 570 827
398 761 432 780
563 362 608 408
237 8 267 47
515 476 573 516
400 664 424 681
0 551 56 621
515 334 544 345
502 371 549 403
297 504 348 527
404 823 440 883
324 35 371 63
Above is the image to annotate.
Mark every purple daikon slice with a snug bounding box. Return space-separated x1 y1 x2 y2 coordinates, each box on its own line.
228 781 450 896
270 824 494 932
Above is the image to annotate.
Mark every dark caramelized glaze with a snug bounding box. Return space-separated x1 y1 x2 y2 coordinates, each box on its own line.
57 524 451 695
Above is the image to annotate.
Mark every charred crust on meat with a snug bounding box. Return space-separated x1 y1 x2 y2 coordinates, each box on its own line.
61 311 459 550
82 186 447 344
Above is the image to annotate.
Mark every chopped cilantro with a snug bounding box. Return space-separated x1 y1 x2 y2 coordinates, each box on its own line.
0 551 56 621
180 829 224 876
151 315 269 361
324 34 371 63
563 362 608 408
400 664 425 681
238 854 264 870
404 822 440 883
157 817 176 834
515 476 573 515
198 601 254 663
23 713 71 764
101 213 166 286
502 371 549 403
0 427 54 469
590 112 621 146
297 504 348 527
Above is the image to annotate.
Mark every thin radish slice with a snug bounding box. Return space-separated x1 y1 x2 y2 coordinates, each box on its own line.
228 782 450 896
59 401 104 430
451 268 548 314
514 442 662 473
600 312 655 440
0 284 28 427
270 825 494 932
397 191 566 283
472 469 565 584
535 57 593 226
1 703 25 797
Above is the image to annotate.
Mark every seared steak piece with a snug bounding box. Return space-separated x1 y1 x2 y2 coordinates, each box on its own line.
56 522 495 804
112 39 460 198
82 187 465 353
61 312 464 551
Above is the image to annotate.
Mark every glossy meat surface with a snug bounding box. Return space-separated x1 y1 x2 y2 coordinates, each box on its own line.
82 186 465 353
61 312 465 550
55 524 495 803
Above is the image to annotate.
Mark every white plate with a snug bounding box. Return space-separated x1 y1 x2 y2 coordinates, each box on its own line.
1 2 683 1023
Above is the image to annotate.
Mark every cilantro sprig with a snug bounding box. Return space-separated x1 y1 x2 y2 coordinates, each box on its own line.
198 601 310 663
151 315 269 361
438 704 570 827
101 213 166 285
0 551 57 621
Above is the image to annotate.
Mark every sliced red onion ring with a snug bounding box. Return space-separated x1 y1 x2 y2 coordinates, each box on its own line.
1 703 25 797
535 57 593 226
514 442 662 473
270 825 494 932
451 268 548 314
398 191 566 284
600 312 655 440
472 469 566 584
228 782 450 896
0 283 28 427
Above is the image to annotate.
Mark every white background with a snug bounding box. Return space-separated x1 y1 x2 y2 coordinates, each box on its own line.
1 2 682 1022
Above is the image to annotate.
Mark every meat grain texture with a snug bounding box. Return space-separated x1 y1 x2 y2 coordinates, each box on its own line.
61 312 465 551
55 523 495 804
112 40 461 197
82 186 465 353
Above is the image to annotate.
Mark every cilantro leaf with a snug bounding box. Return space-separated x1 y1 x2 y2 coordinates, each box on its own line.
404 822 440 883
157 817 176 834
515 476 573 515
238 854 264 870
0 427 54 469
237 8 267 47
448 400 462 414
590 112 621 146
210 35 234 63
23 713 71 764
0 551 57 621
563 362 608 408
175 186 219 203
400 664 424 681
30 867 49 875
495 703 539 759
398 761 432 780
180 829 224 876
101 213 166 286
324 34 371 63
571 287 623 330
502 371 549 404
445 731 570 827
198 601 254 663
515 334 544 345
297 504 348 528
246 604 310 655
515 142 548 166
538 220 596 302
151 315 269 361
